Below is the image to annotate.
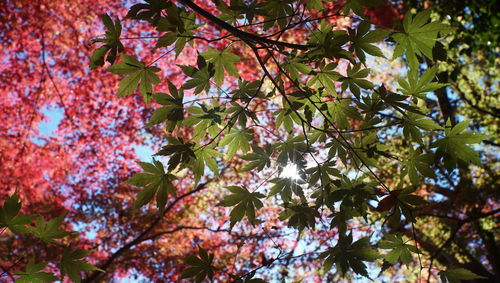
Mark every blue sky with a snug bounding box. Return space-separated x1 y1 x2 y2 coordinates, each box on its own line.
36 106 154 161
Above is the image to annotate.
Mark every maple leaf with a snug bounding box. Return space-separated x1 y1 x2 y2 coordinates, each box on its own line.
225 102 259 128
321 234 380 278
283 58 313 81
240 145 272 172
261 0 294 29
181 246 215 283
275 135 308 165
327 99 361 129
0 192 34 234
376 85 423 115
431 119 493 170
59 247 104 283
29 215 71 243
307 62 341 95
343 0 385 16
156 137 197 171
219 128 254 160
123 160 177 213
90 14 124 69
269 177 306 203
181 66 213 94
349 21 391 63
402 113 443 143
378 234 419 266
147 81 184 131
126 0 169 22
183 103 224 141
274 107 301 133
305 161 341 186
392 10 454 70
231 80 264 101
14 258 58 283
278 202 320 230
398 66 447 99
192 146 222 182
107 54 161 104
218 186 265 227
402 149 436 184
200 47 240 86
340 63 374 98
439 268 487 283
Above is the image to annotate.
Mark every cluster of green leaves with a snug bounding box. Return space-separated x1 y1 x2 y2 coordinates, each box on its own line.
432 119 493 170
90 14 124 69
1 193 102 282
218 186 265 228
123 160 177 213
106 54 161 104
90 0 494 281
392 9 454 70
320 234 379 278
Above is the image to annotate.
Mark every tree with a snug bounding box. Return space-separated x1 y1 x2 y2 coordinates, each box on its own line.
1 0 498 282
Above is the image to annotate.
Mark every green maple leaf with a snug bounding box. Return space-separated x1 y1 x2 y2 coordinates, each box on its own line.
262 0 294 29
439 268 487 283
279 202 320 230
378 234 419 266
0 192 34 234
219 128 253 159
328 99 361 129
181 247 215 283
275 135 308 165
192 146 222 182
225 102 258 128
218 186 265 227
182 66 213 94
343 0 384 16
431 119 493 170
392 10 454 70
107 54 161 104
321 235 379 278
349 21 391 63
376 85 423 115
274 107 301 133
394 187 427 221
59 248 104 283
126 0 169 22
14 258 58 283
89 14 124 69
397 66 447 99
240 145 272 172
305 0 323 11
200 47 240 86
305 161 341 187
283 58 313 81
231 80 264 101
402 113 443 143
307 62 341 95
29 215 70 243
156 137 196 171
123 160 177 213
147 81 184 131
269 177 306 203
180 55 215 94
340 63 374 98
183 103 224 141
403 148 436 184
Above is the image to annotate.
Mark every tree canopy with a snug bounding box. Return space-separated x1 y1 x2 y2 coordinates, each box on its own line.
0 0 498 282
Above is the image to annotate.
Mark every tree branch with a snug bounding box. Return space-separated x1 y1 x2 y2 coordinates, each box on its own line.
177 0 310 50
82 180 214 283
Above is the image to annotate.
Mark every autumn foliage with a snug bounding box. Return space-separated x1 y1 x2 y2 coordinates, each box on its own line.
1 0 498 282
